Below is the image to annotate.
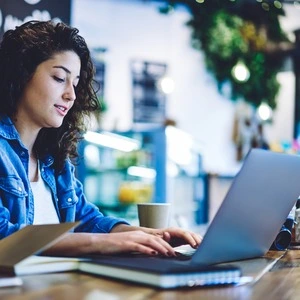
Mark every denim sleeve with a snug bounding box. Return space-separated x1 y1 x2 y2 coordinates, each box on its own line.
0 175 28 239
59 162 130 233
0 203 25 239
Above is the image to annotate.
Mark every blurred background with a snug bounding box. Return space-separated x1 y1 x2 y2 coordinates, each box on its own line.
1 0 300 229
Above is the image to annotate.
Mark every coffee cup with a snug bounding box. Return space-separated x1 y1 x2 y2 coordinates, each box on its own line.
137 203 171 229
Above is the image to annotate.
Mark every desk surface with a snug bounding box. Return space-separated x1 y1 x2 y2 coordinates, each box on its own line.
0 250 300 300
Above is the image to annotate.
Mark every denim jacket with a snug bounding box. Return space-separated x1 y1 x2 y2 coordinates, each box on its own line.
0 116 129 239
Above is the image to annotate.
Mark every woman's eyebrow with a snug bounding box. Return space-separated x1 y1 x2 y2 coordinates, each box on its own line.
53 65 80 79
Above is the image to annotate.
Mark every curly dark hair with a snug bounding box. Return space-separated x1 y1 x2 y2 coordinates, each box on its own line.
0 20 99 172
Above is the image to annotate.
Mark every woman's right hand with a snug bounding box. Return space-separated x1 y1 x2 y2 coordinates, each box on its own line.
43 231 177 257
93 230 177 256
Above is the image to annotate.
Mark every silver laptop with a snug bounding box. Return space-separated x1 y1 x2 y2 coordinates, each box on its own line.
89 149 300 269
191 148 300 265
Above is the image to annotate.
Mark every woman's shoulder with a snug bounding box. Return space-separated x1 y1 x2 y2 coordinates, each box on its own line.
0 115 20 141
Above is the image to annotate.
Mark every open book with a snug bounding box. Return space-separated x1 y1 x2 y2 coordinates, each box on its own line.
0 223 241 289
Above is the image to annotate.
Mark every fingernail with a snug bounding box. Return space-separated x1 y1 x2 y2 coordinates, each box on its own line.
151 251 158 255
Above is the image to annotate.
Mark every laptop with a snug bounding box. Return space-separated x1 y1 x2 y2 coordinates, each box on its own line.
81 149 300 274
191 148 300 265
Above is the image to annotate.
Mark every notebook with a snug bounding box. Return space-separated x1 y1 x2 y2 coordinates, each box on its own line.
76 149 300 286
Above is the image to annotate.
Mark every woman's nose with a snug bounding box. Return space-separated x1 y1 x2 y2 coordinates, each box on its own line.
63 84 76 102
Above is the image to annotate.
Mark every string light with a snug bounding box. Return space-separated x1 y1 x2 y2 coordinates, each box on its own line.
274 1 282 8
257 103 273 121
255 0 285 10
157 76 175 94
262 2 270 10
231 61 250 82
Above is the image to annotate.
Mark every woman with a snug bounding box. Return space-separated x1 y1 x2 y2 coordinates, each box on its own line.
0 20 200 257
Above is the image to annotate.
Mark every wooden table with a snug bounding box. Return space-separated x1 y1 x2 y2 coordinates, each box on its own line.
1 249 300 300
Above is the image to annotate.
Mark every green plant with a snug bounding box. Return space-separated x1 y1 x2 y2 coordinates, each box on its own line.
160 0 292 109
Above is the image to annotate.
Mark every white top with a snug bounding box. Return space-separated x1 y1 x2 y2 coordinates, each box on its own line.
31 162 59 224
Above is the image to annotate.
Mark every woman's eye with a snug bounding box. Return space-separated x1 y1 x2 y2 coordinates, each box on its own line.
53 76 64 83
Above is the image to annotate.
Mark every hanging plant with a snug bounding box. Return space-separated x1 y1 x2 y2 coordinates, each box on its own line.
160 0 293 109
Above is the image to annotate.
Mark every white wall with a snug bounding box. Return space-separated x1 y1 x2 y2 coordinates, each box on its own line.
72 0 300 174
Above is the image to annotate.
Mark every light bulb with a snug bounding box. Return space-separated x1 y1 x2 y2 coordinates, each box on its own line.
257 103 273 121
231 61 250 82
157 77 175 94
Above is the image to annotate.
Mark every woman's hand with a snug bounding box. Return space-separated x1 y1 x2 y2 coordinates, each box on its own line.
93 230 177 256
111 224 202 253
44 230 178 257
